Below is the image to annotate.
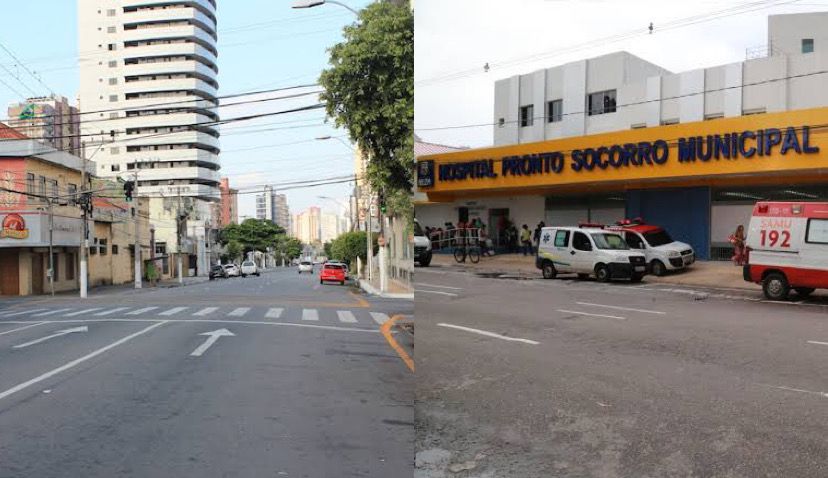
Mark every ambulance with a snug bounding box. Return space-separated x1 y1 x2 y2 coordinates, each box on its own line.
743 201 828 300
605 219 695 276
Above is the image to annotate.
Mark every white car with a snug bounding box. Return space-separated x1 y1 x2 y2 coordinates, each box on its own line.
297 261 314 274
223 264 240 277
607 222 695 276
240 261 259 277
536 226 648 282
414 219 432 266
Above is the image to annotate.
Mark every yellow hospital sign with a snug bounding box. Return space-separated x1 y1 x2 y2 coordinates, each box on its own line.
417 107 828 197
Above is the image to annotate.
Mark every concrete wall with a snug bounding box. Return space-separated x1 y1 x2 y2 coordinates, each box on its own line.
769 12 828 56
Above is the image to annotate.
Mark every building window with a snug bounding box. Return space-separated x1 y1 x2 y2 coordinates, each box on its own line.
110 112 119 119
111 164 120 172
109 78 118 85
49 180 58 199
108 60 117 68
547 99 563 123
111 147 120 154
660 118 679 126
99 238 108 256
587 90 616 116
630 123 647 129
497 117 505 127
802 38 814 54
38 176 46 198
107 8 116 16
108 43 117 51
26 173 34 196
519 105 534 127
67 184 77 204
112 244 119 255
704 113 724 121
109 95 118 102
107 26 116 33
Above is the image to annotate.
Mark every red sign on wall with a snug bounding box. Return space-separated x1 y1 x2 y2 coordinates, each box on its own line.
0 213 28 239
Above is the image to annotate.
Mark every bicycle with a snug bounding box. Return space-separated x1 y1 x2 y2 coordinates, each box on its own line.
453 241 481 264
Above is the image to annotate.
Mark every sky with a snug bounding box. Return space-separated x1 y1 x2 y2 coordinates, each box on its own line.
0 0 372 221
414 0 828 149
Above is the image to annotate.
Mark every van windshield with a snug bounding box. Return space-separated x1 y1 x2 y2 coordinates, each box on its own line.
643 229 673 247
591 233 630 250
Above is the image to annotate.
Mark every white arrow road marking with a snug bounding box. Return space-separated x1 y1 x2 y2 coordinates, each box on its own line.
0 322 47 337
1 309 46 317
228 307 250 317
302 309 319 321
193 307 218 317
94 307 129 316
265 308 283 319
190 328 235 357
13 326 89 349
438 323 539 345
31 308 73 317
0 321 167 402
126 307 158 316
370 312 390 325
159 307 188 316
337 311 357 323
63 308 102 317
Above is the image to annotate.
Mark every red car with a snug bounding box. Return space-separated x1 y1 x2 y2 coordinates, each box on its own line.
320 262 347 285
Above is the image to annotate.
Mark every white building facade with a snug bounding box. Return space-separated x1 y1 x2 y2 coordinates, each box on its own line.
78 0 220 275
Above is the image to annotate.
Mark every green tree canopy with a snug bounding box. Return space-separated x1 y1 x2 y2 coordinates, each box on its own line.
219 218 285 253
329 231 378 269
319 1 413 218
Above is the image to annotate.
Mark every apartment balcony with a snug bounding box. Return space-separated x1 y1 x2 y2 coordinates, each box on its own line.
123 59 217 80
123 148 220 168
123 130 220 150
121 7 216 37
137 182 219 201
121 38 217 69
135 165 220 184
121 77 218 100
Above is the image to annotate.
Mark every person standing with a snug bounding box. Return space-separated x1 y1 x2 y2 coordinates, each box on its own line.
520 224 533 256
533 221 545 247
730 225 747 266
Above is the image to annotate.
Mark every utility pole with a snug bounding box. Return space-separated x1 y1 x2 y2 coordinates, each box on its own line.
47 197 55 296
131 168 141 289
79 145 91 299
176 187 184 285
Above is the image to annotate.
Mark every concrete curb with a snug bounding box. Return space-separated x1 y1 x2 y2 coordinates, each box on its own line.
358 279 414 300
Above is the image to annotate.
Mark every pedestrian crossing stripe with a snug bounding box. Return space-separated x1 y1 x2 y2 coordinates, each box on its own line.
2 306 401 325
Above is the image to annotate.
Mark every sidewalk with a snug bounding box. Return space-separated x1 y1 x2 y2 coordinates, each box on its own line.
431 252 761 292
358 277 415 299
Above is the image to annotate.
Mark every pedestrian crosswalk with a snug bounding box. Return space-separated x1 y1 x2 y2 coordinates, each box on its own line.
0 305 398 326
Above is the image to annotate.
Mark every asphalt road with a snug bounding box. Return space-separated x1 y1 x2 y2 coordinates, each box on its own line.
415 267 828 478
0 267 413 478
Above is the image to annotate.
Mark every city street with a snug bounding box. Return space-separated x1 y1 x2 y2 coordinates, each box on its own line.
415 267 828 477
0 267 413 478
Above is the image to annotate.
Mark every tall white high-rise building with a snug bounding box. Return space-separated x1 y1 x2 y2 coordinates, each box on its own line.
78 0 220 275
255 185 290 229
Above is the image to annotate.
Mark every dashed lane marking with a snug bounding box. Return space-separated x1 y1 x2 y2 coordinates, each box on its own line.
0 322 47 337
31 308 73 317
414 289 458 297
1 309 46 318
337 310 357 323
807 340 828 346
228 307 250 317
575 302 665 315
437 322 540 345
302 309 319 321
556 309 626 320
414 283 463 290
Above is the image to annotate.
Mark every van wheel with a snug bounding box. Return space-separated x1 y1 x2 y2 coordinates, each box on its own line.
541 261 556 279
651 260 666 277
762 272 790 300
595 264 610 283
794 287 815 297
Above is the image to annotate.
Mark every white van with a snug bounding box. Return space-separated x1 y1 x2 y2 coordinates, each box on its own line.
606 221 695 276
536 226 648 282
744 201 828 300
413 219 432 266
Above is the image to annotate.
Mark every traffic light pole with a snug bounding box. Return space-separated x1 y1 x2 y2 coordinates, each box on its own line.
132 170 141 289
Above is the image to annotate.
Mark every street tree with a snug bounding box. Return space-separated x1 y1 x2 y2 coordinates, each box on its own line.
319 0 413 219
330 231 378 269
220 218 285 254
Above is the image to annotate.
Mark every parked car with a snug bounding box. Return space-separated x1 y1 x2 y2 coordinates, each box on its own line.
223 263 240 277
298 261 314 274
414 219 432 267
320 262 347 285
209 264 227 280
536 225 648 282
606 219 695 276
240 261 259 277
744 201 828 300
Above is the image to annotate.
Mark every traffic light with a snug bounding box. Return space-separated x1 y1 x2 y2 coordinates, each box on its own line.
378 193 387 215
124 180 135 202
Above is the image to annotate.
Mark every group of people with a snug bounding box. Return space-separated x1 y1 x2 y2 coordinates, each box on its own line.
424 219 550 257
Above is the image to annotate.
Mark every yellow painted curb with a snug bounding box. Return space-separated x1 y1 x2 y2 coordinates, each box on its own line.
381 314 414 373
